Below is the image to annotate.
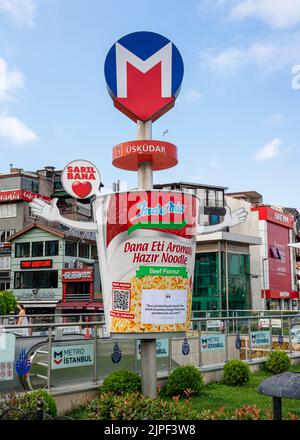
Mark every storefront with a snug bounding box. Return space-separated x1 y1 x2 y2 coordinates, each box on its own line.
252 206 299 310
193 232 261 312
8 223 102 317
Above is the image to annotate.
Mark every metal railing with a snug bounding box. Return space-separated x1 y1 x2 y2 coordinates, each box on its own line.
1 312 300 395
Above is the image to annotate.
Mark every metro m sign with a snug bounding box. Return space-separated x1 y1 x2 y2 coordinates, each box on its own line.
104 31 184 122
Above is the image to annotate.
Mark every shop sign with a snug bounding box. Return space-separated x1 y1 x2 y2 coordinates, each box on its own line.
97 190 198 335
113 140 178 171
104 31 184 122
20 259 52 269
64 228 97 241
137 338 169 359
259 319 282 329
51 344 94 369
57 326 81 335
61 160 101 199
0 189 51 204
13 291 56 300
207 320 224 330
250 331 270 347
201 334 225 352
62 268 93 281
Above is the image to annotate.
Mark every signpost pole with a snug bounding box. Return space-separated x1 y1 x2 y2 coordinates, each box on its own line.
137 119 157 399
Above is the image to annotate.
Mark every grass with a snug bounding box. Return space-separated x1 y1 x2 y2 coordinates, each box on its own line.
67 364 300 420
190 365 300 418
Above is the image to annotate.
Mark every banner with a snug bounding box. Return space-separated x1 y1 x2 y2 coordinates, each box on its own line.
51 344 94 369
250 331 270 347
201 334 225 352
96 190 198 335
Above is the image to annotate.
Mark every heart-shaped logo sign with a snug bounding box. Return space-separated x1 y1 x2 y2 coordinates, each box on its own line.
72 181 92 198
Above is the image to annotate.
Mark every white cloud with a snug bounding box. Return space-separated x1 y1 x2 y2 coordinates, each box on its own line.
0 0 37 28
254 138 282 161
0 116 38 144
230 0 300 29
0 58 24 101
200 32 300 76
184 90 202 103
263 113 285 126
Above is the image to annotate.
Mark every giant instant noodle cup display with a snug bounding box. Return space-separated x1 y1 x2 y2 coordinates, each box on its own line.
95 190 199 336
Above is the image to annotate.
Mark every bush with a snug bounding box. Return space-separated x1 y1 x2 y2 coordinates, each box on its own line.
264 350 291 375
0 291 17 315
22 389 57 417
87 392 192 420
166 365 203 397
223 360 251 386
100 370 141 395
0 390 57 419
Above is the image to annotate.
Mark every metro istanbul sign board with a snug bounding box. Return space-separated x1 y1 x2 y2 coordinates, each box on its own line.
104 31 184 122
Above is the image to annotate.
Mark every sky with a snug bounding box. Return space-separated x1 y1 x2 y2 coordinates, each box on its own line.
0 0 299 209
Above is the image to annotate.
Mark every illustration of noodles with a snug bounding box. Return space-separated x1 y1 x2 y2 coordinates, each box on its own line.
111 275 192 333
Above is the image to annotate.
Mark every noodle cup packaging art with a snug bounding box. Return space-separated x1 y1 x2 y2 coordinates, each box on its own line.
95 190 199 336
61 159 101 199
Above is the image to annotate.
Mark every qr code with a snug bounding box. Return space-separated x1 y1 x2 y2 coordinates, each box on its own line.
112 289 130 312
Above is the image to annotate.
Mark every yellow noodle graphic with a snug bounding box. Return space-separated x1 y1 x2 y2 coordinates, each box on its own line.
111 275 192 333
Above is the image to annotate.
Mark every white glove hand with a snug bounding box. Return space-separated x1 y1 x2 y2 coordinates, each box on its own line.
29 198 60 222
224 206 248 228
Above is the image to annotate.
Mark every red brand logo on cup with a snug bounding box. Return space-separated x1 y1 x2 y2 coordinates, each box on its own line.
61 160 101 199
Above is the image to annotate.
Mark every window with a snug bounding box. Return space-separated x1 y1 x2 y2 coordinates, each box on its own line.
0 257 10 270
32 241 43 257
210 215 219 225
0 204 17 218
15 242 30 258
91 245 98 259
45 240 59 256
79 243 90 259
208 190 216 207
0 230 15 242
14 270 58 289
270 246 280 259
217 191 223 207
65 241 77 257
196 188 207 206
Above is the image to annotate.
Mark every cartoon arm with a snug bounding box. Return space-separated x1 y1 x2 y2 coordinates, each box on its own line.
197 206 248 235
29 198 98 232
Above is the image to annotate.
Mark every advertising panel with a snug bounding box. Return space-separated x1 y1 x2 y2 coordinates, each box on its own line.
137 338 169 359
201 334 225 352
250 331 270 347
96 190 198 335
51 344 94 369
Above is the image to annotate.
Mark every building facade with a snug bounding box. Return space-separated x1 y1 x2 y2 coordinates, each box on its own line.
154 182 261 312
8 224 102 316
0 165 93 294
226 192 299 310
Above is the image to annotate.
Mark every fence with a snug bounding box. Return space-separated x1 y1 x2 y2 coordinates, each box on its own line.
1 311 300 394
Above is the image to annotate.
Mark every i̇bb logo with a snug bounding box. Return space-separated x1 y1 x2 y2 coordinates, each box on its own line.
104 31 184 122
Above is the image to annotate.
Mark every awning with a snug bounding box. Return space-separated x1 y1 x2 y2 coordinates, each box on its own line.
17 301 59 308
56 302 87 309
262 290 300 299
84 301 104 310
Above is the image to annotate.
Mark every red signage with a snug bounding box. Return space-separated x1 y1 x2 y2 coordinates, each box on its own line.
252 206 294 229
62 268 93 282
263 290 299 299
112 140 178 171
0 190 51 204
21 259 53 269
